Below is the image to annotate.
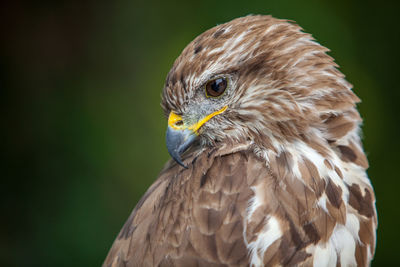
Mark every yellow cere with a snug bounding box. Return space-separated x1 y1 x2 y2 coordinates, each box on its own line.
168 106 228 134
168 111 184 130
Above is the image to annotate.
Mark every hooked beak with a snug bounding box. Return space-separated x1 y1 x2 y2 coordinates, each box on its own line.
166 106 227 168
166 127 196 168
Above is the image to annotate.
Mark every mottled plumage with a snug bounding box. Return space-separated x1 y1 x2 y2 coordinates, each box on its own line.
104 15 377 267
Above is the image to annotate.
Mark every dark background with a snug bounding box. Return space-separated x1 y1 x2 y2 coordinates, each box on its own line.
1 0 399 266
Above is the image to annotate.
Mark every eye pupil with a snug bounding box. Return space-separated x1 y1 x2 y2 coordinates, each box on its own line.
206 77 227 97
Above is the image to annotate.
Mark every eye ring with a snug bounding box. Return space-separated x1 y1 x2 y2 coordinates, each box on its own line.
204 77 228 98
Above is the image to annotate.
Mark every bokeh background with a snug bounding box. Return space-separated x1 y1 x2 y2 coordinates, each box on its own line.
1 0 399 266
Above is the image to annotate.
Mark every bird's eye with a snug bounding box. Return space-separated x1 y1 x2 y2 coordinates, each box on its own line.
205 77 227 98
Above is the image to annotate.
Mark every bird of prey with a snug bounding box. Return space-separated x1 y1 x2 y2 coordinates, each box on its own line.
104 15 377 267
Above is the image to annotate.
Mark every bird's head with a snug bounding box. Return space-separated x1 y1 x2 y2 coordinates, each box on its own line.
162 15 360 167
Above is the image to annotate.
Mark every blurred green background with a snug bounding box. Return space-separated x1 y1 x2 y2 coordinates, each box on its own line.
1 0 399 266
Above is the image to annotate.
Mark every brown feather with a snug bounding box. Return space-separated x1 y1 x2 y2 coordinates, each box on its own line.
104 145 255 266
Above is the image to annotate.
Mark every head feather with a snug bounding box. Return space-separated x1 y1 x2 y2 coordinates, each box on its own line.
162 15 360 149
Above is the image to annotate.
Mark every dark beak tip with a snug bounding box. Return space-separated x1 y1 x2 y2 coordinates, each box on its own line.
166 127 196 168
180 162 189 169
172 151 188 168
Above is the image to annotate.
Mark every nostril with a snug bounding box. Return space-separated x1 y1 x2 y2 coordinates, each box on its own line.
175 120 183 126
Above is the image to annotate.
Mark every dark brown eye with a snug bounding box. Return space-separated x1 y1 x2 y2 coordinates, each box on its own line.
205 77 227 97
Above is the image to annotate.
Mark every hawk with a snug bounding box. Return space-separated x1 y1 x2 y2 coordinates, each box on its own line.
104 15 377 267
